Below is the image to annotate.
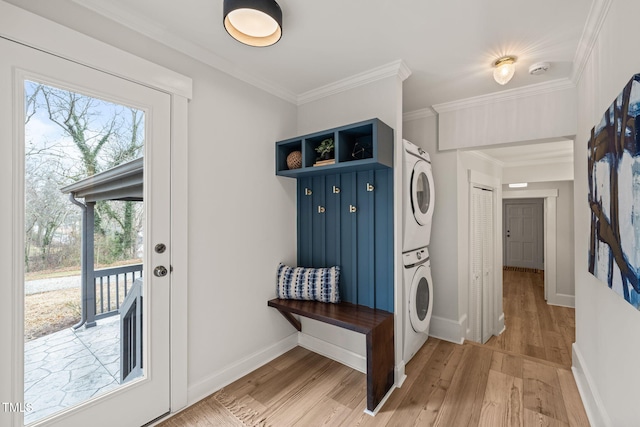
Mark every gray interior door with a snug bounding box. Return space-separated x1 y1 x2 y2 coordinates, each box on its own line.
504 200 543 269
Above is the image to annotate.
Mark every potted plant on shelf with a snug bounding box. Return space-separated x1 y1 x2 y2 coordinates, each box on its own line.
315 138 334 161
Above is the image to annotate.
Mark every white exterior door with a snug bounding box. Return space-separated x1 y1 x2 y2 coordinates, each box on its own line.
0 37 171 427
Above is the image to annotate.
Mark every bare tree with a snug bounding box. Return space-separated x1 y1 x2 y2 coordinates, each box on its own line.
25 82 145 270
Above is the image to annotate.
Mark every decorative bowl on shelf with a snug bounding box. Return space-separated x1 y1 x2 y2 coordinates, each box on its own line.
286 150 302 169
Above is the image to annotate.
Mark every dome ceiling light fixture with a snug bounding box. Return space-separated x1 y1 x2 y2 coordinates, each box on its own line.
493 56 517 85
223 0 282 47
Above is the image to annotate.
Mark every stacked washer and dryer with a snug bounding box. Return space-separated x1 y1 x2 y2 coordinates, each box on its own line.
402 140 435 363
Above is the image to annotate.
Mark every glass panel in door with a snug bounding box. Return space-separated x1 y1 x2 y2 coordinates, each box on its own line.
0 37 171 427
23 81 147 424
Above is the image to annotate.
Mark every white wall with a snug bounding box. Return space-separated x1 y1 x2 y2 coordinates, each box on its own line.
503 161 574 183
403 113 461 342
503 181 575 297
297 78 400 136
185 67 298 398
573 0 640 425
435 85 577 150
2 0 302 406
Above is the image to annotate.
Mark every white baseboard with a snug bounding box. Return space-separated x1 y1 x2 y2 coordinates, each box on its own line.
428 315 465 344
186 333 298 406
548 293 575 308
298 332 366 373
496 312 506 335
395 362 407 388
572 343 611 427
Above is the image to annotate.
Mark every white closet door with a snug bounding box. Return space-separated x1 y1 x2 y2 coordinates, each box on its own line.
470 186 494 344
470 187 483 343
481 189 494 344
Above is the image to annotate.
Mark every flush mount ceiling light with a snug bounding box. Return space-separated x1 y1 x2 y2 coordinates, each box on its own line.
493 56 517 85
223 0 282 47
508 182 528 188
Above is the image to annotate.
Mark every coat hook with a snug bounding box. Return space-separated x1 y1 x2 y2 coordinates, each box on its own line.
333 185 340 194
366 183 375 192
318 206 325 213
349 205 357 213
305 188 312 196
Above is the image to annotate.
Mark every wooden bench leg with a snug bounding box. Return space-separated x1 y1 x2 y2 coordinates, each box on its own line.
277 308 301 332
366 315 394 412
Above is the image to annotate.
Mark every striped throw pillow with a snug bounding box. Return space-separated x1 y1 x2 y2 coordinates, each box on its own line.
276 263 341 303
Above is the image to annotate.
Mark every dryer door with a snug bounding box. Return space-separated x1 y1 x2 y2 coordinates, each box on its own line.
410 161 435 226
409 264 434 333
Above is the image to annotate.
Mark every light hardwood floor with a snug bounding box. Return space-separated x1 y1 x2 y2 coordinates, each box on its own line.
485 269 575 368
159 271 587 426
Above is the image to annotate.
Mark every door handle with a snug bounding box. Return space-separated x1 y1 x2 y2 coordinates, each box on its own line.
154 266 168 277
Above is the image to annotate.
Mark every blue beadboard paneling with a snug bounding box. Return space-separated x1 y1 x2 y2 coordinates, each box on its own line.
311 176 326 266
374 169 394 312
295 169 393 311
340 172 358 305
297 177 313 267
356 171 375 308
325 174 341 268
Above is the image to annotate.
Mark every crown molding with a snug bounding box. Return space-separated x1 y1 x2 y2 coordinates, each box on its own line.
403 108 436 122
297 60 411 106
71 0 298 104
432 78 576 114
570 0 613 84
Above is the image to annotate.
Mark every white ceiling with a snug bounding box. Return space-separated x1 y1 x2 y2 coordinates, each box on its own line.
50 0 594 112
8 0 591 166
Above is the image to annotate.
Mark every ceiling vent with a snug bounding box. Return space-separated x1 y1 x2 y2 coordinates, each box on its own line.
529 62 550 75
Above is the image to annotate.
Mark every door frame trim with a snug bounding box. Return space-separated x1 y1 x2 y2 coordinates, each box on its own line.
503 198 544 269
467 170 503 341
1 2 192 421
503 189 569 307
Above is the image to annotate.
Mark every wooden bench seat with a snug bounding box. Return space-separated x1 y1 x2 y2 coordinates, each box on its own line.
268 298 394 413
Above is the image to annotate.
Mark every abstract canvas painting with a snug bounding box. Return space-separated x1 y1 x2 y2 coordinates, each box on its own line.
588 73 640 310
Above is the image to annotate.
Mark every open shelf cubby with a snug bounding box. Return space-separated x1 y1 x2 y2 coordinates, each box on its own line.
304 131 337 168
338 123 374 163
275 118 393 178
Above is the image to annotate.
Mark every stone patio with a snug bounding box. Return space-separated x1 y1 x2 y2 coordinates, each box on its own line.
24 316 122 424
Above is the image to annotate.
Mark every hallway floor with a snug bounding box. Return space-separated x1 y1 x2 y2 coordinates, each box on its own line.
485 269 575 368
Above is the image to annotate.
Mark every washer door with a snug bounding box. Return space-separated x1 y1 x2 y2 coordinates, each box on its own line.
409 265 434 333
410 161 435 226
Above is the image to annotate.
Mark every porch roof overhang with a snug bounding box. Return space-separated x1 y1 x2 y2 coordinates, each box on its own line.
60 157 143 202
